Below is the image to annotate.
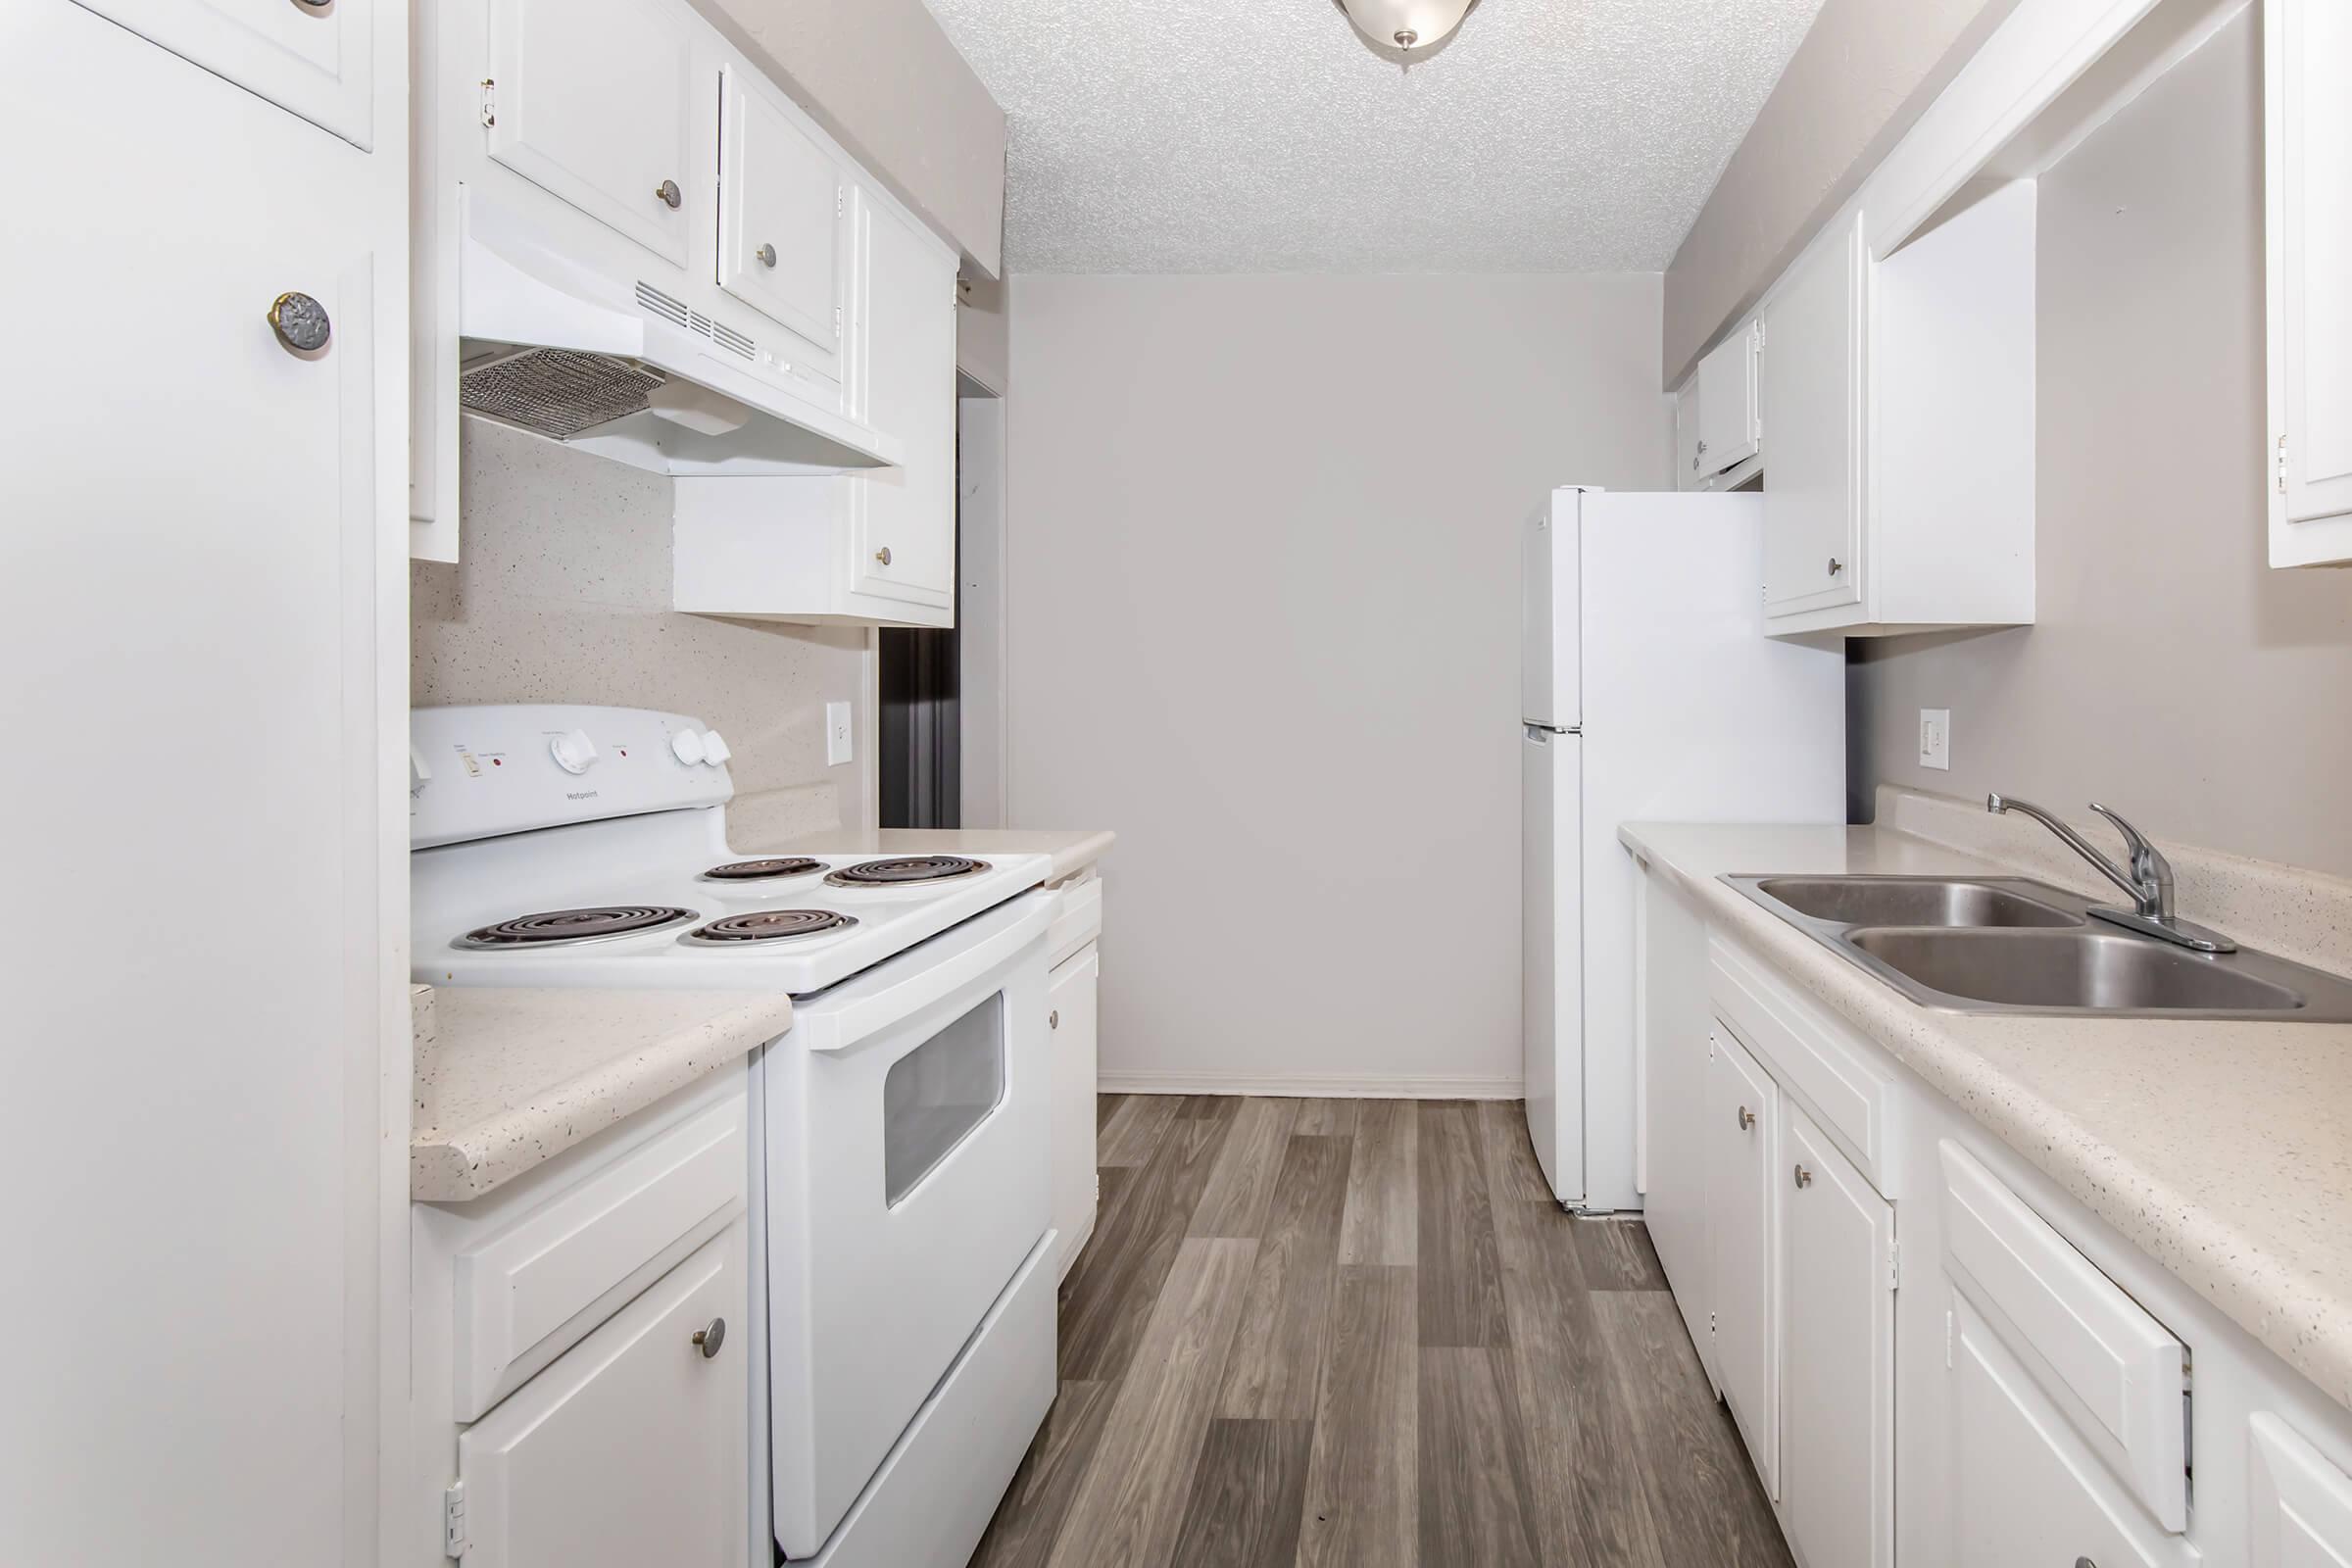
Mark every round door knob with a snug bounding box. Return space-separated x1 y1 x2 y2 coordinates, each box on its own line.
1827 557 1844 576
756 242 777 269
692 1317 726 1359
1737 1105 1755 1131
1793 1165 1814 1189
267 291 331 355
873 547 892 566
1049 1009 1059 1030
655 178 682 210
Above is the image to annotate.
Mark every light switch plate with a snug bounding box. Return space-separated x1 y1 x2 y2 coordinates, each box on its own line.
825 702 853 767
1919 709 1951 771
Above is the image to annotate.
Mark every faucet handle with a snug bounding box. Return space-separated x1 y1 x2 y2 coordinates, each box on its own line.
2086 803 2172 915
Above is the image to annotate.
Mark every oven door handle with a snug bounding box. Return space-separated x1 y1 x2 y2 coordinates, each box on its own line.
794 900 1052 1054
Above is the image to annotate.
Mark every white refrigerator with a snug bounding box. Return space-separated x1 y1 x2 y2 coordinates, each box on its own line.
1522 486 1845 1210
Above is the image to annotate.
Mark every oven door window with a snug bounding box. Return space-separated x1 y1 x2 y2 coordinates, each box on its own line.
881 993 1006 1206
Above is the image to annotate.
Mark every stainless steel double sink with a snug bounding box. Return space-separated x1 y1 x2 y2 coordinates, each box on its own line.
1724 874 2352 1021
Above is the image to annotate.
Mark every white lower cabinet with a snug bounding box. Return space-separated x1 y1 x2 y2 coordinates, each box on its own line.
2249 1414 2352 1565
1780 1103 1895 1568
1945 1291 2195 1568
455 1221 748 1568
1707 1026 1781 1494
1048 940 1102 1283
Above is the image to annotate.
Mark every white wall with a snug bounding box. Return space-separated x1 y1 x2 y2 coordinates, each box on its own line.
1852 11 2352 878
413 423 875 845
1006 273 1671 1095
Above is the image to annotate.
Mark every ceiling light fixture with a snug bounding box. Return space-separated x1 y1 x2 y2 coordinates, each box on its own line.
1339 0 1475 59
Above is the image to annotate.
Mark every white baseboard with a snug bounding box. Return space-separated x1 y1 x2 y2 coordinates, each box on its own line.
1097 1069 1523 1102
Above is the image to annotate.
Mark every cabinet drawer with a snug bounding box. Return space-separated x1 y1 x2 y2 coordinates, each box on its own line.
454 1092 748 1419
1709 937 1903 1194
1939 1141 2188 1531
457 1223 747 1568
2250 1413 2352 1564
1048 874 1102 970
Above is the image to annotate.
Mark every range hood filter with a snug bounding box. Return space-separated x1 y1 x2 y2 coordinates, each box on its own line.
460 346 667 441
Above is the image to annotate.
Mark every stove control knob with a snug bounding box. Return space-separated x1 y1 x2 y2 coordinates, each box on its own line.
700 729 733 765
549 728 599 775
670 729 708 766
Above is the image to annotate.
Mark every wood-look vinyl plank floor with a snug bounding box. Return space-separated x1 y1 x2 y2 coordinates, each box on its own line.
971 1096 1795 1568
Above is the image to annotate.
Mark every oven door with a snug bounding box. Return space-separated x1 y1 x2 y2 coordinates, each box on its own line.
761 893 1052 1557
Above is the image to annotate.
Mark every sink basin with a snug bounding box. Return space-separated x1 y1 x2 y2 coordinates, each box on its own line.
1753 876 2080 929
1848 928 2307 1012
1722 871 2352 1020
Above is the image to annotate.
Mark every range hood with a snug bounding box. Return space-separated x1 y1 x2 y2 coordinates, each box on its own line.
456 192 900 477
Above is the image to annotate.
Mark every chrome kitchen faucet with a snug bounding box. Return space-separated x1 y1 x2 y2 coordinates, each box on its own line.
1985 794 2236 954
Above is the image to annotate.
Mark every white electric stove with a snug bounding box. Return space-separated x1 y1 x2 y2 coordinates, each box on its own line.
410 704 1059 1567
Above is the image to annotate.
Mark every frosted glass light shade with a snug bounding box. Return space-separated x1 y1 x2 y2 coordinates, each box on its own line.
1340 0 1474 50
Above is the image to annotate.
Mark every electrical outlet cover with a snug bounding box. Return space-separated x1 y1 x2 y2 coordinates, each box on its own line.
1919 709 1951 771
826 701 853 767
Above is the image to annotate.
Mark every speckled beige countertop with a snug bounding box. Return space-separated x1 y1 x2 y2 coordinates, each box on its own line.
765 827 1114 885
1619 806 2352 1411
411 985 792 1202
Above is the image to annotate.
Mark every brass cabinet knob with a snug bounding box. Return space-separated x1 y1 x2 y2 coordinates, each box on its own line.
692 1317 726 1359
873 547 892 566
1827 557 1844 576
1737 1105 1755 1131
655 178 682 210
756 242 777 269
267 291 331 354
1793 1165 1814 1189
1049 1009 1059 1030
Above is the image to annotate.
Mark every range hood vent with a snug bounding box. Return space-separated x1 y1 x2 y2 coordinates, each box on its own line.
454 192 900 477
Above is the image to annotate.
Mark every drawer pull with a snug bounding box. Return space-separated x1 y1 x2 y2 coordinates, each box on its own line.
1793 1164 1813 1189
692 1316 726 1359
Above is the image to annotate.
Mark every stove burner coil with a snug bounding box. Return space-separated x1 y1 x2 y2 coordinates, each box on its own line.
704 858 824 881
456 906 699 950
682 909 858 944
824 856 990 888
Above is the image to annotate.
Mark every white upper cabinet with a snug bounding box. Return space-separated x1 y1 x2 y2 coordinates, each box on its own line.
1696 320 1763 478
75 0 375 148
1759 216 1866 619
1675 379 1705 491
2266 0 2352 565
485 0 698 269
851 196 958 611
718 63 849 381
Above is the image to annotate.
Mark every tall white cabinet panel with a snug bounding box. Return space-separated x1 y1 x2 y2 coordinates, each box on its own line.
1696 320 1762 477
1759 216 1866 616
850 196 958 610
2249 1414 2352 1566
457 1225 748 1568
1945 1294 2196 1568
1676 381 1706 490
1048 944 1102 1282
73 0 374 147
1780 1104 1894 1568
1707 1028 1781 1494
1 2 404 1562
717 64 848 378
486 0 697 268
2266 0 2352 565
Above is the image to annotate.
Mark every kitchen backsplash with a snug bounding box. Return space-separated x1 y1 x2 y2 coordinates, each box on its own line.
411 421 872 847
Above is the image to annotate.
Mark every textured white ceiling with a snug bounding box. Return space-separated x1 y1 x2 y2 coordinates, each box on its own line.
923 0 1828 272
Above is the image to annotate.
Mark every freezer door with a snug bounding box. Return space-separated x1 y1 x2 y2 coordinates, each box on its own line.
1520 491 1581 728
1521 724 1583 1203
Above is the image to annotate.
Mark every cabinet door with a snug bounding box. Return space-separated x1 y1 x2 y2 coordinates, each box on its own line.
487 0 697 268
74 0 374 147
2250 1413 2352 1566
1696 321 1761 475
1760 217 1865 614
1706 1027 1780 1493
1049 944 1102 1282
1676 381 1705 491
1780 1104 1894 1568
1945 1294 2196 1568
717 64 848 373
2267 0 2352 564
457 1224 748 1568
1637 868 1708 1317
851 196 958 609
